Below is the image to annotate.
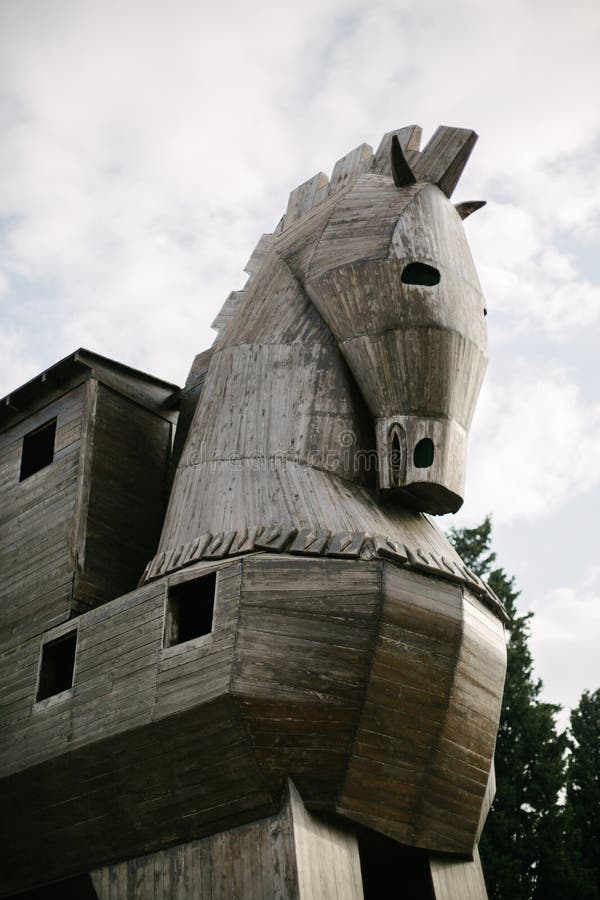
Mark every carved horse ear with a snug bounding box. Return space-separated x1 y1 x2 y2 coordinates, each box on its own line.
455 200 486 220
391 135 417 187
413 127 479 198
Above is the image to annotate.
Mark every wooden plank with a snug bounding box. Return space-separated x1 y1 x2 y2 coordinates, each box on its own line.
429 846 488 900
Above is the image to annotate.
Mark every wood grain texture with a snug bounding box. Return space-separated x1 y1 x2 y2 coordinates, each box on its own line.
90 781 363 900
0 556 504 893
0 379 87 642
162 123 487 572
429 846 488 899
0 129 503 896
0 355 177 643
337 566 506 855
231 557 381 805
74 382 173 606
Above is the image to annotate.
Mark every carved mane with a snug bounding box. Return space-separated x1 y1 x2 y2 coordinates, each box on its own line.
212 125 481 334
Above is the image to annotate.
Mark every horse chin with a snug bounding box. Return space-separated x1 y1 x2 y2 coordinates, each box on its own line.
381 482 464 516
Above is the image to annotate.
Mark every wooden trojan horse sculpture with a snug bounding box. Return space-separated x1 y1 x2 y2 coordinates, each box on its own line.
0 126 507 899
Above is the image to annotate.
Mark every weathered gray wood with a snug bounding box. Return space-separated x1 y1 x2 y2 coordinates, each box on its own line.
90 781 363 900
429 846 488 899
0 556 503 893
0 127 503 896
412 126 478 198
337 565 505 855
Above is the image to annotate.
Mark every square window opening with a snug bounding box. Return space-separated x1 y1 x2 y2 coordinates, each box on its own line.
37 630 77 701
20 418 57 481
166 572 217 647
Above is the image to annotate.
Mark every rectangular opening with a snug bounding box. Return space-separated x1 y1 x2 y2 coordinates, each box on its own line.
166 572 217 647
358 829 435 900
37 630 77 701
20 417 57 481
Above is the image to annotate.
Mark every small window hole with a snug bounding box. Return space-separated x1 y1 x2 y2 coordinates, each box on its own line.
37 630 77 701
401 262 440 286
166 572 217 647
413 438 435 469
20 418 57 481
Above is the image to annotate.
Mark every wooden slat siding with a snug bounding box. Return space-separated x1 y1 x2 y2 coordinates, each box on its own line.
0 382 87 640
284 172 330 229
76 351 178 418
75 383 173 608
0 700 276 895
0 559 285 896
71 377 98 601
476 764 496 843
243 233 277 279
0 633 41 728
154 562 241 720
429 846 488 900
413 591 506 850
326 143 373 197
0 581 165 776
168 348 213 483
307 176 421 282
412 126 478 199
90 781 363 900
211 288 246 332
369 125 423 176
338 566 492 855
288 781 363 900
232 557 381 804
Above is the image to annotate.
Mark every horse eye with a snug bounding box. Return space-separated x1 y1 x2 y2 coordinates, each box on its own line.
401 262 441 286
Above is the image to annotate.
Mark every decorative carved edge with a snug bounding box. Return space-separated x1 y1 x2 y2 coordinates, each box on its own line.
140 524 508 622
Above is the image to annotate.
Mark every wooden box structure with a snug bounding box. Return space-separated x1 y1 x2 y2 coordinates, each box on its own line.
0 127 507 899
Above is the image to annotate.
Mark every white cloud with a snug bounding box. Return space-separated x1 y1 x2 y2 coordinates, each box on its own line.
466 200 600 339
462 366 600 524
1 0 599 393
530 566 600 718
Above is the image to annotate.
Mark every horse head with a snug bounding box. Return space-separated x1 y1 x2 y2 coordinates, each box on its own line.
277 125 487 515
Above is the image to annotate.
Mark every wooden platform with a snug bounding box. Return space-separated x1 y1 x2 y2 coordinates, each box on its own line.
0 555 505 895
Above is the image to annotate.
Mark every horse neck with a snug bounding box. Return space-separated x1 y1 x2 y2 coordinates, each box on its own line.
187 251 371 477
157 251 374 544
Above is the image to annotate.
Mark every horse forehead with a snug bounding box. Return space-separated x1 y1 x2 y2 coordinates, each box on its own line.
308 177 473 282
391 183 479 280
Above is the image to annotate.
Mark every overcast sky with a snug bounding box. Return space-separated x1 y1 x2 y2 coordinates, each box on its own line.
1 0 599 725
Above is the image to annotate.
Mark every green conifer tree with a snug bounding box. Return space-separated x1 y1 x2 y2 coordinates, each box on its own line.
448 517 568 900
563 689 600 898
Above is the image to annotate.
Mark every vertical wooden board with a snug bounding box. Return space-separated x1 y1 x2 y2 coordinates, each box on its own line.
287 781 363 900
284 172 329 228
327 143 373 195
90 866 108 899
369 125 422 175
112 861 128 900
171 841 186 900
197 836 212 899
0 381 86 638
233 557 380 803
153 850 165 900
339 566 463 848
429 846 488 900
78 383 172 608
412 126 478 198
